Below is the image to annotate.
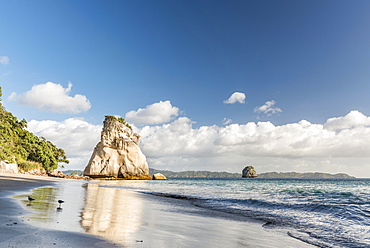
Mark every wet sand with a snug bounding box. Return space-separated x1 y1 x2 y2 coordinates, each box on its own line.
0 174 116 248
0 173 317 248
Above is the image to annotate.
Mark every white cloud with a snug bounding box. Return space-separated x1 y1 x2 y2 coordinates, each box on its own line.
136 110 370 177
224 92 246 104
27 118 102 170
324 110 370 131
8 82 91 114
0 56 9 65
29 111 370 177
125 100 179 126
254 100 282 116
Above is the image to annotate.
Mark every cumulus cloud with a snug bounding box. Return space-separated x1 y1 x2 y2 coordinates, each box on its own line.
27 118 102 169
8 82 91 114
125 100 179 126
136 110 370 177
30 111 370 177
324 110 370 131
0 56 9 65
254 100 282 116
224 92 246 104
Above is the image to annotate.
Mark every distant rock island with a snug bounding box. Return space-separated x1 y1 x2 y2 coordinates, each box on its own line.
242 166 258 178
83 116 151 179
152 173 168 180
147 168 355 179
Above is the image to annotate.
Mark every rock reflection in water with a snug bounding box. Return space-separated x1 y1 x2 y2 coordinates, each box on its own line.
81 181 145 244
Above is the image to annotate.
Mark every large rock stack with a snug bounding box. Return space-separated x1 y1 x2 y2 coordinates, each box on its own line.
83 116 151 179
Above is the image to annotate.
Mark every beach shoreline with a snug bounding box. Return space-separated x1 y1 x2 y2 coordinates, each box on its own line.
0 173 117 248
1 173 317 248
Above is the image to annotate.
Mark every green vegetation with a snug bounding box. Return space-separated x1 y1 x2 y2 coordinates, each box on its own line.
17 160 44 172
105 115 132 130
0 86 69 171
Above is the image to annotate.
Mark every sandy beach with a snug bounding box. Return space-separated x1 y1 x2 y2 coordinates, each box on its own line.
0 173 316 248
0 174 116 248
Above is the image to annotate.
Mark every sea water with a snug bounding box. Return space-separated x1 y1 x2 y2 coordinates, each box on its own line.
100 178 370 248
17 178 370 247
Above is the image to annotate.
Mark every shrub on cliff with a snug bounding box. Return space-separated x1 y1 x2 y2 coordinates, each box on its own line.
105 115 132 130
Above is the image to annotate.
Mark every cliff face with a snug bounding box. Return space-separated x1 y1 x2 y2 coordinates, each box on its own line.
83 116 151 179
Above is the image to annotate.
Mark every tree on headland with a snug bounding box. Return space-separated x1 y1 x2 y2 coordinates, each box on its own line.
0 86 69 171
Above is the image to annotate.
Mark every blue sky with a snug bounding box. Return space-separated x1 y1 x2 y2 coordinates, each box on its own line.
1 0 370 177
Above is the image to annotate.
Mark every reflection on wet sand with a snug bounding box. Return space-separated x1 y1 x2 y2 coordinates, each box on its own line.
14 179 316 247
81 181 145 245
15 181 87 233
15 187 60 222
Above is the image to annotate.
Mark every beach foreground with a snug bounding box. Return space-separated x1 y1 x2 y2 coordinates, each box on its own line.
0 174 316 248
0 174 117 248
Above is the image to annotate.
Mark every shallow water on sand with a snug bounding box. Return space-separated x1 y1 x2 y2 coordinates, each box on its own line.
15 179 316 248
14 180 86 233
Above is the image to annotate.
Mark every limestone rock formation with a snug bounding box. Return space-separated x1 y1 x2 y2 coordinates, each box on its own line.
242 166 258 178
0 160 18 174
83 116 151 179
152 173 167 180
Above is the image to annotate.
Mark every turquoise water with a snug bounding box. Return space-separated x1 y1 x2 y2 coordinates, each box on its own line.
101 178 370 248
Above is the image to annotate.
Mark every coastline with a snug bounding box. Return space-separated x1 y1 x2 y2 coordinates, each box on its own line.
0 173 317 248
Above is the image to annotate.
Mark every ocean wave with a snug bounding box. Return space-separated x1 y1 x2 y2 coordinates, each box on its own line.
99 179 370 248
